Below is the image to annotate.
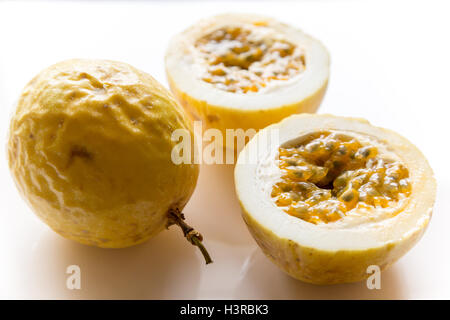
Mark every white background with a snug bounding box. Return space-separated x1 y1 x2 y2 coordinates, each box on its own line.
0 0 449 299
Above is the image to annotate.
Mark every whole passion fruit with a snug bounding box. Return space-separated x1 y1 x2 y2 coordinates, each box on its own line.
8 59 211 263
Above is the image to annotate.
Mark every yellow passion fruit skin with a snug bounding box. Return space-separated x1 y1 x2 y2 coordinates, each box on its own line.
235 114 436 284
165 13 330 138
8 59 199 248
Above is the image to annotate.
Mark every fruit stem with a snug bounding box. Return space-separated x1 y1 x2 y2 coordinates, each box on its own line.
168 208 213 265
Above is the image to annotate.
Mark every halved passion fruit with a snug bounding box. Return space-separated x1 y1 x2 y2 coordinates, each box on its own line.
235 114 436 284
165 13 330 140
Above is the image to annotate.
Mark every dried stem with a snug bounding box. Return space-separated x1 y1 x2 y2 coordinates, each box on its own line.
167 208 213 265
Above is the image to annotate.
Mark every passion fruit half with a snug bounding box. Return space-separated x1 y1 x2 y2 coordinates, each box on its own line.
235 114 436 284
165 13 330 143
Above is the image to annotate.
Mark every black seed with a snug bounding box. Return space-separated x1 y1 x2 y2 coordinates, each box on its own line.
334 176 347 188
337 146 347 155
286 159 297 166
325 142 335 151
333 160 343 168
362 148 371 158
294 171 304 178
342 191 354 202
307 142 320 152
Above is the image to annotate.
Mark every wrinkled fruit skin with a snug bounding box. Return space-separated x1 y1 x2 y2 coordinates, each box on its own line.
8 59 199 248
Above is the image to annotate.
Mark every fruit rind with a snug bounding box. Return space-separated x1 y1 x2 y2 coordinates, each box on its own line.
241 203 430 284
167 73 328 134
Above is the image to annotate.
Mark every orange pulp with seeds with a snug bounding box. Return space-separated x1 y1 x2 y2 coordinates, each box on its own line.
271 131 412 224
195 26 306 93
